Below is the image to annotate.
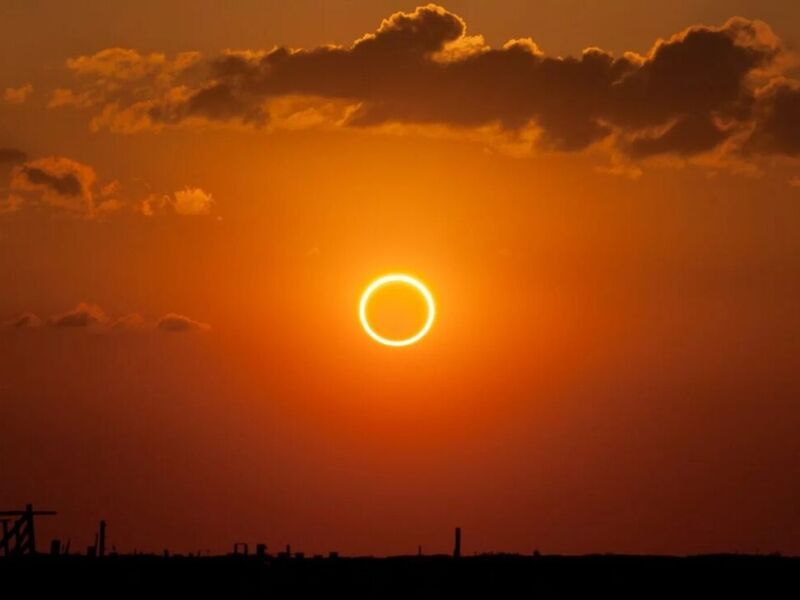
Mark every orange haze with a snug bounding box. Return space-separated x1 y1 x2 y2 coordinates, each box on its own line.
2 1 800 556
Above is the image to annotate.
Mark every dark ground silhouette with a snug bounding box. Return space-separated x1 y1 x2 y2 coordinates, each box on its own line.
2 508 798 597
2 552 799 599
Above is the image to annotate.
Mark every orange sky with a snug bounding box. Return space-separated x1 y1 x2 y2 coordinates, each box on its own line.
2 1 800 556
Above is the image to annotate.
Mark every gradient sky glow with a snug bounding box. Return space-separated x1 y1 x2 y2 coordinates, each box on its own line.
2 1 800 557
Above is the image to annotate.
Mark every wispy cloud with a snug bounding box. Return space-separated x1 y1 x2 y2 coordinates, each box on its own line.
4 83 33 104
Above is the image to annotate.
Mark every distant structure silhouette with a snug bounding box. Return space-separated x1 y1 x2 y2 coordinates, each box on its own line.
98 520 106 558
84 520 108 558
233 542 249 555
1 507 799 598
0 504 56 556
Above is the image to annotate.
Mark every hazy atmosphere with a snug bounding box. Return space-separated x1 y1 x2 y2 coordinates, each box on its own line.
2 1 800 557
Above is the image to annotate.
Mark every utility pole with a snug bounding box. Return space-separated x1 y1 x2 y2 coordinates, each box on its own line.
98 520 107 557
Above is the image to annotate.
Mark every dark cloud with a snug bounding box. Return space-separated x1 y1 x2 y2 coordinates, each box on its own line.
0 148 26 164
745 81 800 156
59 4 799 163
4 304 210 333
10 157 96 215
157 313 211 333
48 303 107 328
149 6 780 155
607 20 774 129
626 115 730 158
19 165 83 196
4 156 211 219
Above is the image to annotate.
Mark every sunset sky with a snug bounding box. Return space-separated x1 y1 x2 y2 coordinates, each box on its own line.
2 0 800 556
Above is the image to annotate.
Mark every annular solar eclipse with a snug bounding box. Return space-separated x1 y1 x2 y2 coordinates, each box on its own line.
359 274 435 347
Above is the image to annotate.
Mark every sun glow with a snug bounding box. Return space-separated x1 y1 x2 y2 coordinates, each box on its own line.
359 274 436 347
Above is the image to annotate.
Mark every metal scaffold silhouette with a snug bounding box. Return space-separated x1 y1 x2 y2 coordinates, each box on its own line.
0 504 57 556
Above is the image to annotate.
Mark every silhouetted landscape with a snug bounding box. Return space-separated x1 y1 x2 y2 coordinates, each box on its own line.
2 506 799 598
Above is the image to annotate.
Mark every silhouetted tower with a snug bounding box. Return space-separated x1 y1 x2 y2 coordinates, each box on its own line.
98 520 107 557
0 504 57 556
453 527 461 558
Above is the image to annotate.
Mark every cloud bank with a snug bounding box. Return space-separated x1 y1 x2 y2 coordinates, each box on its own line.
50 4 800 170
3 303 210 334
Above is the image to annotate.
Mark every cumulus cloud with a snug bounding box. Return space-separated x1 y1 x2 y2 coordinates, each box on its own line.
4 83 33 104
3 303 210 334
138 186 215 216
10 157 99 215
48 302 108 328
157 313 211 333
172 187 214 215
2 153 214 219
50 4 800 169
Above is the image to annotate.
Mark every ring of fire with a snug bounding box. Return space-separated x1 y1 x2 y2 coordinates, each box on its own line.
359 274 436 347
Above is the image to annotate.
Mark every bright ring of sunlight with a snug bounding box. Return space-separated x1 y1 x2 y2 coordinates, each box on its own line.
359 274 436 347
